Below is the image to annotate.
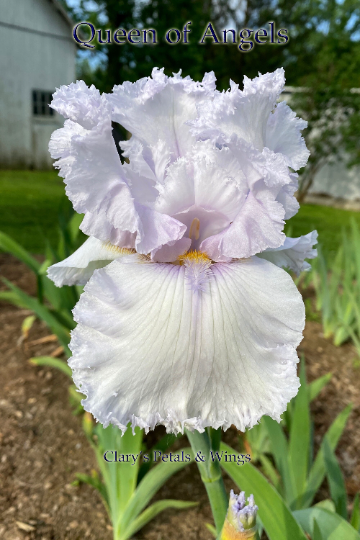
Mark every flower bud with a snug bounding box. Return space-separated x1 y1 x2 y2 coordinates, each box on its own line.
221 490 258 540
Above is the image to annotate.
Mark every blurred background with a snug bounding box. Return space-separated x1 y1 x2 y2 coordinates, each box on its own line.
1 1 360 540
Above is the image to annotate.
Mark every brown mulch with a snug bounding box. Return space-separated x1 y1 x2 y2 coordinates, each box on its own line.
0 254 359 540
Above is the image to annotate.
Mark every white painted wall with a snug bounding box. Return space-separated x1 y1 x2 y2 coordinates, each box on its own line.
280 90 360 201
309 161 360 201
0 0 76 168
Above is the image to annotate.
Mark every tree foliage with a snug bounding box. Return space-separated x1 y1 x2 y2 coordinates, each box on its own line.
62 0 360 197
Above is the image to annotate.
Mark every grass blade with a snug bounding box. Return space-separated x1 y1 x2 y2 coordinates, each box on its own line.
116 426 143 512
263 416 296 504
302 404 352 508
0 291 30 308
351 493 360 531
138 433 178 483
120 448 193 532
313 519 324 540
74 472 109 513
219 443 308 540
244 421 271 462
92 424 143 524
67 212 84 244
314 499 336 512
293 507 360 540
122 500 197 539
308 373 332 402
0 231 41 274
323 438 348 519
289 360 311 507
259 455 282 493
205 523 217 537
29 356 72 378
1 278 70 354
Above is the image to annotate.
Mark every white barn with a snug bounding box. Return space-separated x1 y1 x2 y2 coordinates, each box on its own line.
0 0 76 169
280 88 360 203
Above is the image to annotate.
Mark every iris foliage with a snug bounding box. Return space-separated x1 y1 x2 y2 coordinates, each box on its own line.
298 219 360 356
0 213 358 539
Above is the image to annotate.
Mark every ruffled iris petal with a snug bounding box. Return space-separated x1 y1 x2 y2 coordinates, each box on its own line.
49 70 310 262
201 193 286 260
110 68 216 162
191 68 285 150
266 101 310 171
154 138 292 260
69 255 304 434
276 173 300 220
47 236 134 287
258 231 318 275
49 81 187 257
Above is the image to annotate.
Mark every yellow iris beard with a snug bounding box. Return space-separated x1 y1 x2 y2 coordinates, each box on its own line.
178 250 211 265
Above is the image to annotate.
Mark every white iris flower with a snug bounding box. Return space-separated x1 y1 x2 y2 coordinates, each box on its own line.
48 68 317 434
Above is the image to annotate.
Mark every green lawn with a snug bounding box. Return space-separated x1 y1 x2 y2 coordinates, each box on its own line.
286 203 360 257
0 170 359 256
0 170 68 253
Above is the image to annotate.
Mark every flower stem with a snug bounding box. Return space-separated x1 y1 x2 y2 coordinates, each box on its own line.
185 428 228 535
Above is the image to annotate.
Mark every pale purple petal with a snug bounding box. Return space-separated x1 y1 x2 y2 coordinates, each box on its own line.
80 213 136 249
69 255 304 434
47 236 133 287
191 68 285 150
151 237 192 263
51 80 104 129
276 173 300 220
201 192 285 260
266 101 309 171
110 68 215 162
258 231 318 275
49 81 187 256
134 203 187 256
154 139 290 256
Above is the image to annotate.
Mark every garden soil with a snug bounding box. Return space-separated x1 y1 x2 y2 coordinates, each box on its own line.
0 254 359 540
